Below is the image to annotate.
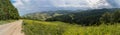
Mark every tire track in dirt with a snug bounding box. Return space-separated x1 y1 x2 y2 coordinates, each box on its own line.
0 20 24 35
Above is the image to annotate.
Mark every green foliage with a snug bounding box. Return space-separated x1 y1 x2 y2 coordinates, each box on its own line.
23 20 120 35
0 0 20 20
0 20 15 25
112 10 120 23
46 8 119 26
100 10 120 24
22 8 120 26
100 12 112 24
23 20 67 35
22 10 75 21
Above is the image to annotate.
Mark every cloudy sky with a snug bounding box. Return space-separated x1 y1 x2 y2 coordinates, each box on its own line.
10 0 120 16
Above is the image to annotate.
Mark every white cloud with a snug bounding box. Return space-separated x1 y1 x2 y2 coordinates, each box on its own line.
12 0 120 16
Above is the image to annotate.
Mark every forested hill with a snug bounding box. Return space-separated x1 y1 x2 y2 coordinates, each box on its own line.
22 8 120 26
0 0 20 20
22 10 75 21
46 8 120 26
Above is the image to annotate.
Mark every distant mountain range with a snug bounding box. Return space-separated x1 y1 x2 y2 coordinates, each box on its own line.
12 0 120 16
22 8 120 25
22 8 120 20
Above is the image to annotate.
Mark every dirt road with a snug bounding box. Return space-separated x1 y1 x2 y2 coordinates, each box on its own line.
0 20 24 35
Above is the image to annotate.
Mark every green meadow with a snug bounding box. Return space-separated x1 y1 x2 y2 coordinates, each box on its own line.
0 0 120 35
22 20 120 35
0 20 15 25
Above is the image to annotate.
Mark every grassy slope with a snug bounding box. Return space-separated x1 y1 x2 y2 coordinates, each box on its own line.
23 20 120 35
0 20 15 25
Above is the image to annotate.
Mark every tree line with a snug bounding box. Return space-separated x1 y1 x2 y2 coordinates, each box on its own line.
46 8 120 26
22 8 120 26
0 0 20 20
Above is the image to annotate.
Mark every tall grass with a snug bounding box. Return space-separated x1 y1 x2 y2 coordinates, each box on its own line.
22 20 120 35
0 20 15 25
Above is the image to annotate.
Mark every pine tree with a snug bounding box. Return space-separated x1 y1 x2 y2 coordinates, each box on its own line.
0 0 20 20
100 12 112 24
112 10 120 23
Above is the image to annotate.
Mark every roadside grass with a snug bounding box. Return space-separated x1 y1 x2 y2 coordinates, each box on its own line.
0 20 15 25
22 20 120 35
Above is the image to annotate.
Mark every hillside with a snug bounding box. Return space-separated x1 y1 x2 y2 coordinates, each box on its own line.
22 8 120 26
23 20 120 35
46 8 120 26
0 0 20 20
22 10 76 21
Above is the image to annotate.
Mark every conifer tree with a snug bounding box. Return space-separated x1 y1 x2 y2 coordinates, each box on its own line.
0 0 20 20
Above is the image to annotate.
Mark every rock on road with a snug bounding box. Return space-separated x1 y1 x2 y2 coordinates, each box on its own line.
0 20 24 35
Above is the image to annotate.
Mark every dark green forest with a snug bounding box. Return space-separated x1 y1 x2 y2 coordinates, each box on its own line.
46 8 120 26
22 10 75 21
0 0 20 20
23 8 120 26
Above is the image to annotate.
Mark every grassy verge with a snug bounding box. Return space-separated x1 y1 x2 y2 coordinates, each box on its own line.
23 20 120 35
0 20 15 25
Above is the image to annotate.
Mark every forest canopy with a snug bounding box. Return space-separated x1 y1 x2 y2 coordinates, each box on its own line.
23 8 120 26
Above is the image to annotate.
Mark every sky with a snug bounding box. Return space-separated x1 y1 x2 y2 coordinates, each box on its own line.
10 0 120 16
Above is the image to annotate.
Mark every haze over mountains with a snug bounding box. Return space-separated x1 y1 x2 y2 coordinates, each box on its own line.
11 0 120 16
